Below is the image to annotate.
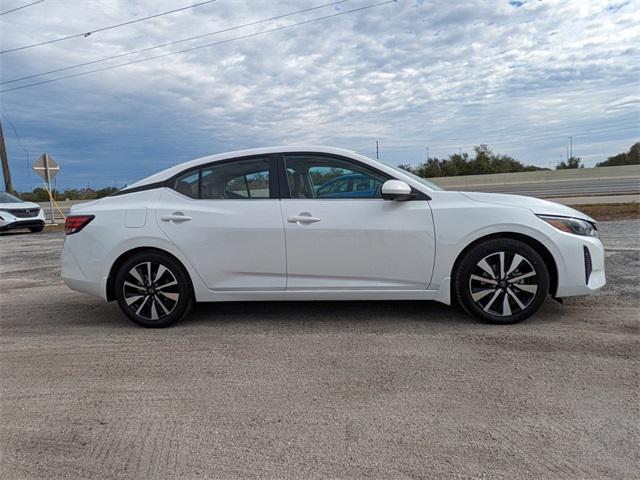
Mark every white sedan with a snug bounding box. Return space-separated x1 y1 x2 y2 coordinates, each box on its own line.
61 146 605 327
0 191 45 233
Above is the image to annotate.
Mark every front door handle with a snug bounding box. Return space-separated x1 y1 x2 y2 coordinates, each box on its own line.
287 213 320 224
161 212 192 223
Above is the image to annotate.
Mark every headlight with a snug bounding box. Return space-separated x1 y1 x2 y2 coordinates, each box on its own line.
537 215 599 238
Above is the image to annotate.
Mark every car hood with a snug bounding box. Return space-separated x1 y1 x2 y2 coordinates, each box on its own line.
0 201 40 210
459 192 596 223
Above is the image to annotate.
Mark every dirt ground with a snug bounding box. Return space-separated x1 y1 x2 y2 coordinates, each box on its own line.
1 221 638 479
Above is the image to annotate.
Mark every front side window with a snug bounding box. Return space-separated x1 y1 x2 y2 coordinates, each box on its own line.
284 155 388 199
172 157 271 199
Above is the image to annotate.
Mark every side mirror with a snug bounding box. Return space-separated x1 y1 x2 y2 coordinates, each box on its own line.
381 180 412 201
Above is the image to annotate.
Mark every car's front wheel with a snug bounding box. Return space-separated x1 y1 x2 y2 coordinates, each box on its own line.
454 238 549 324
114 251 193 328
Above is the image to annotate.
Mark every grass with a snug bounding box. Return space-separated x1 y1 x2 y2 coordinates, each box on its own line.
568 202 640 221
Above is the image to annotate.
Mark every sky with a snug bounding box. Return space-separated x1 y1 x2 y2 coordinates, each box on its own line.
0 0 638 191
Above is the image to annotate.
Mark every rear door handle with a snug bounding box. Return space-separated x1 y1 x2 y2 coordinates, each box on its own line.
161 212 192 223
287 213 320 224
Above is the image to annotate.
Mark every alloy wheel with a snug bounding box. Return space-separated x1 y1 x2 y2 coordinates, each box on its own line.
122 261 180 321
468 251 538 317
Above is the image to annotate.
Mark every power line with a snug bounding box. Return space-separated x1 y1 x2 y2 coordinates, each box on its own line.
0 0 44 16
356 123 639 154
1 0 351 86
0 0 217 54
0 0 397 94
374 123 640 150
0 110 33 190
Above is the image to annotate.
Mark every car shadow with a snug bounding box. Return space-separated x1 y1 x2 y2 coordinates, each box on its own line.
28 296 565 332
0 229 34 236
182 300 477 329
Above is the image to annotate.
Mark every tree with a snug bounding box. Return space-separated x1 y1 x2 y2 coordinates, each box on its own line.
397 145 547 178
596 142 640 167
396 163 415 173
556 156 583 169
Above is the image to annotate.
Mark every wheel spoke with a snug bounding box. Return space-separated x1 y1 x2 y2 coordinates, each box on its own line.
154 265 167 284
507 287 526 310
499 252 505 278
156 280 177 291
124 281 145 291
515 283 537 294
125 294 144 306
146 262 152 283
159 291 179 302
509 271 536 283
135 295 150 315
129 267 144 285
483 290 502 312
470 274 498 285
506 254 524 276
477 259 496 279
472 288 495 301
502 293 512 316
150 299 159 320
155 295 171 315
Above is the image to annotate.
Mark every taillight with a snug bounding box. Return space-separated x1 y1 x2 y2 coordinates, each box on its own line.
65 215 95 235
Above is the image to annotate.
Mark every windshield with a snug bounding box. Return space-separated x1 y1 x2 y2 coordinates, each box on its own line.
0 191 23 203
383 162 443 191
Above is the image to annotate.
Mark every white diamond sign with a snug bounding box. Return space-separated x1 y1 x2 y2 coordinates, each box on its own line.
32 154 60 182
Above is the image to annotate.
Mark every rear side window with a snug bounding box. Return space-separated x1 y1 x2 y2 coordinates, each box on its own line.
173 170 199 199
171 157 272 199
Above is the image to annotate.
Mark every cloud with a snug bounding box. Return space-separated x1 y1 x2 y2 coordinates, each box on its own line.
0 0 638 190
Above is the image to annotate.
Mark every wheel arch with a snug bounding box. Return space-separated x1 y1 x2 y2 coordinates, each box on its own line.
450 232 559 299
106 247 194 302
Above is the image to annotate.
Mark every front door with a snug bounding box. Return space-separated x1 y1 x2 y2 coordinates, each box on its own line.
157 155 286 291
279 153 435 290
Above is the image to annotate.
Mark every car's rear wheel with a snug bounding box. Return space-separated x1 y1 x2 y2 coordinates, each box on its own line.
454 238 549 324
29 225 44 233
114 251 193 328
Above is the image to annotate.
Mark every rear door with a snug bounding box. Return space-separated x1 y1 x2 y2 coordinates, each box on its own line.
157 155 286 291
279 153 435 290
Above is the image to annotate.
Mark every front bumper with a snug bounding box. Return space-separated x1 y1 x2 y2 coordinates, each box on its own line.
0 208 46 231
0 219 45 231
554 233 605 298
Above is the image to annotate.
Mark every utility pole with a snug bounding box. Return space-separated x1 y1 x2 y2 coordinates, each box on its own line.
568 136 573 159
425 146 429 161
458 148 462 157
0 121 14 193
44 153 55 224
376 140 379 159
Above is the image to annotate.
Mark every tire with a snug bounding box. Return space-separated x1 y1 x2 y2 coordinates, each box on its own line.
454 238 549 324
114 251 193 328
29 225 44 233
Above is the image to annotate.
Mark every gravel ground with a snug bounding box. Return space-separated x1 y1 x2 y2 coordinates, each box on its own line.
1 221 638 479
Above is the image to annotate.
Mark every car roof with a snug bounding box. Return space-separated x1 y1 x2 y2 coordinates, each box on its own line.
124 145 375 190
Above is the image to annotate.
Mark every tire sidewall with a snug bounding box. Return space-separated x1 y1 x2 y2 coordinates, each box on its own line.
114 251 192 328
455 239 550 324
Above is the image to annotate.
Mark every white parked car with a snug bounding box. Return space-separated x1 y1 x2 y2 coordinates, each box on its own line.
0 191 45 233
61 146 605 327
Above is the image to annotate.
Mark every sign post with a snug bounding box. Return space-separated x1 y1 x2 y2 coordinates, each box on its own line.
32 153 60 224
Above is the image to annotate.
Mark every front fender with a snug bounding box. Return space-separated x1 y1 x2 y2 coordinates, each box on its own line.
428 198 567 294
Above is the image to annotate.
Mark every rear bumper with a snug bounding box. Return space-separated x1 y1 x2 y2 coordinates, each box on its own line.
61 239 108 299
